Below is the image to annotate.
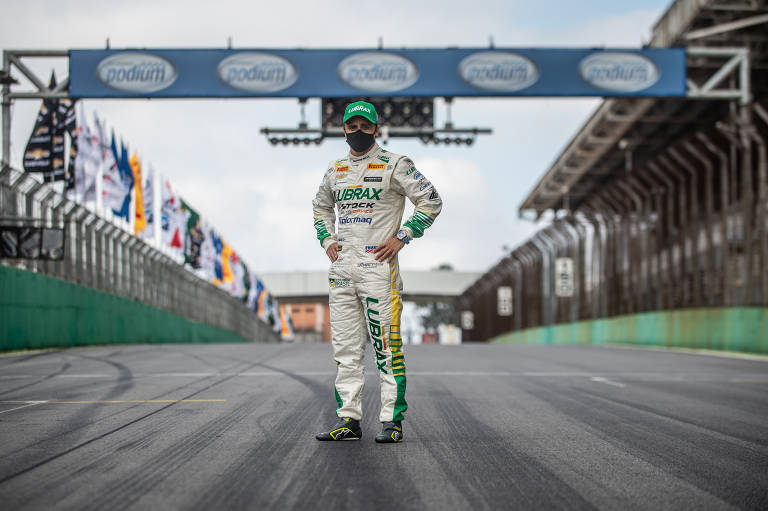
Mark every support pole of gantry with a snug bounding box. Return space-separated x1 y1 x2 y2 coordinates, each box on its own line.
1 50 12 174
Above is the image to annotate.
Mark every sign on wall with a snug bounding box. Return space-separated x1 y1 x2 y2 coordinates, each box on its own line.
69 48 686 98
555 258 574 297
497 286 513 316
461 311 475 330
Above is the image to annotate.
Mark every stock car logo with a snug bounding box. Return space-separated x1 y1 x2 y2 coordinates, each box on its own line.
218 53 298 92
459 51 539 92
97 53 178 93
579 52 659 92
338 52 419 92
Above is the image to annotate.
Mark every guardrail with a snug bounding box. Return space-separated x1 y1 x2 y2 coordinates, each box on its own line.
0 165 279 343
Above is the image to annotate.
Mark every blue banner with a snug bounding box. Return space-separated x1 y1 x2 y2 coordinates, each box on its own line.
69 48 686 98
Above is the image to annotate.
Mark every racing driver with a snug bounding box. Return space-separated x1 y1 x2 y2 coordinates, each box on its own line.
312 101 442 443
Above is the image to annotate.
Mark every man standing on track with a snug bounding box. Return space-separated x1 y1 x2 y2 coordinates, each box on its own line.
312 101 442 443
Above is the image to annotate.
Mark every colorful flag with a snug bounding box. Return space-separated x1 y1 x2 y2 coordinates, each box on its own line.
211 229 223 283
271 298 281 333
59 97 77 187
230 252 246 299
221 240 234 285
240 262 251 303
246 275 260 311
66 103 100 202
181 199 203 269
23 73 67 182
130 152 146 236
198 221 216 281
101 133 131 219
279 305 295 341
257 283 269 320
113 142 135 220
161 179 185 250
140 164 155 240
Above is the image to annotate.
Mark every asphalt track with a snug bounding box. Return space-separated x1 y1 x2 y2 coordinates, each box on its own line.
0 343 767 511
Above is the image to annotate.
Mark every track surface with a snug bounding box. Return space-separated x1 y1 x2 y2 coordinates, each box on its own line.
1 343 767 510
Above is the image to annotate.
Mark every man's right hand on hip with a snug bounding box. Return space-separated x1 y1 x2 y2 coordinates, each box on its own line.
326 242 339 262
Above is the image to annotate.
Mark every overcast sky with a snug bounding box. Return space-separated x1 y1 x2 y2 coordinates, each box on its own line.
1 0 671 275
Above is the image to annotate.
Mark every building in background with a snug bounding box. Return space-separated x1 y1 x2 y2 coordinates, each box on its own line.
280 302 330 343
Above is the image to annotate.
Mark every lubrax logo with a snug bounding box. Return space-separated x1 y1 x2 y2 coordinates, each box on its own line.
334 187 382 201
365 297 388 373
364 176 382 182
348 104 371 114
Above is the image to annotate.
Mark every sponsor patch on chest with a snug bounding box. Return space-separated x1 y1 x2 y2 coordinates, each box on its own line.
367 163 385 170
364 176 382 182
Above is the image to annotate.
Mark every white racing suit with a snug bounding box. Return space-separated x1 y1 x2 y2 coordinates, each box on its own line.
312 143 442 422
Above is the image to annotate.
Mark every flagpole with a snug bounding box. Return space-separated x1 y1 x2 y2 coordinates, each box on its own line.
1 50 11 171
154 168 161 247
94 110 104 213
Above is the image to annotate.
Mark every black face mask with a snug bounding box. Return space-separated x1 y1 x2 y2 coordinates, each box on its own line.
345 129 376 152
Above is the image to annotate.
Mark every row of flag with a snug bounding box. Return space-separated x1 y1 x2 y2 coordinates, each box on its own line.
22 76 294 341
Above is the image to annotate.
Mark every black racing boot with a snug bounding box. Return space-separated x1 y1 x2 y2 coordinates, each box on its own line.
375 421 403 443
315 417 362 441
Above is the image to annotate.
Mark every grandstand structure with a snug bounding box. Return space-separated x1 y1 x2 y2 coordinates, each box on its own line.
459 0 768 343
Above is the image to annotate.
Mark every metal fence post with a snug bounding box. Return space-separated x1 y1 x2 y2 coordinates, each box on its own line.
696 132 731 306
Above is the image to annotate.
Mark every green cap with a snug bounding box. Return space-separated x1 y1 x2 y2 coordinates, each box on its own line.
343 101 378 125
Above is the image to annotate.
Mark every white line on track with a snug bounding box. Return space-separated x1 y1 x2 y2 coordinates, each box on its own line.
57 374 112 378
409 371 512 376
0 401 48 414
590 376 626 388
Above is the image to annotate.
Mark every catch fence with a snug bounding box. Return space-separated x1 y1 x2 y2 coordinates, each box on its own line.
0 165 279 343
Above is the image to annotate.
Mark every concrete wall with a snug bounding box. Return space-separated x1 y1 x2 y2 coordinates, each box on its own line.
490 307 768 354
1 264 251 350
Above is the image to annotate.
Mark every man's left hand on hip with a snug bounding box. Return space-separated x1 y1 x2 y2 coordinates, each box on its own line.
373 237 405 263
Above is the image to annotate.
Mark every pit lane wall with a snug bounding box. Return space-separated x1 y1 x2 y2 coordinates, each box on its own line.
490 307 768 354
1 264 251 349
